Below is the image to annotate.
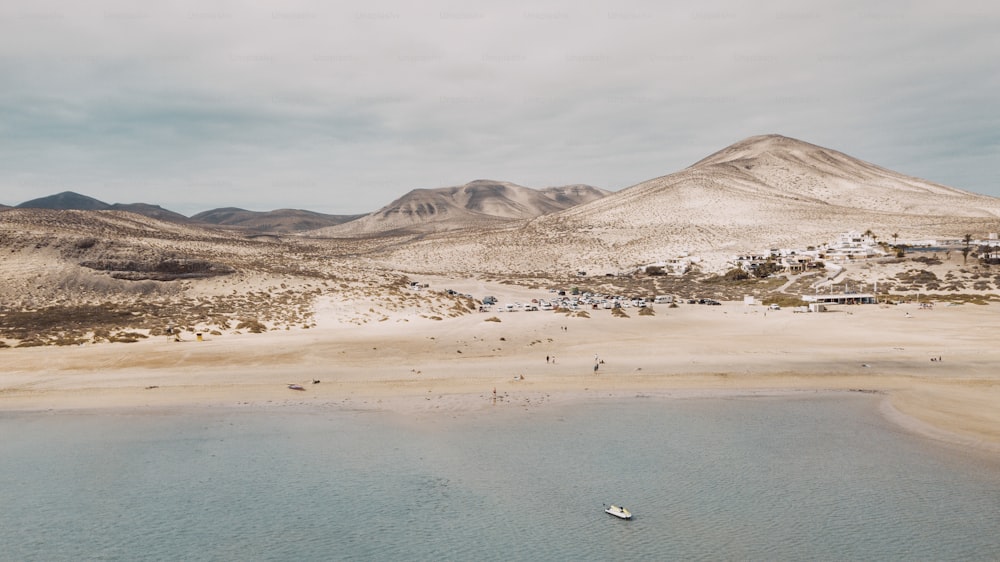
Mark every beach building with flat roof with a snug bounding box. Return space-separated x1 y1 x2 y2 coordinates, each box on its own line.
802 292 876 305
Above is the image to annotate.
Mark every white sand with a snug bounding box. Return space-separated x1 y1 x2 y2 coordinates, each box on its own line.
3 292 999 454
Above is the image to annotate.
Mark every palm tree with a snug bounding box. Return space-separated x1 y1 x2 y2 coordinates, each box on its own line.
892 232 899 247
962 233 973 264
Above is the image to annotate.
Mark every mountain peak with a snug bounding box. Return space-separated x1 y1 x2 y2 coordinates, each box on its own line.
17 191 111 211
689 134 828 168
464 179 517 187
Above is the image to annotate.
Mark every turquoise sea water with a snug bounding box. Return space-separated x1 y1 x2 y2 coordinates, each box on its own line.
2 394 1000 561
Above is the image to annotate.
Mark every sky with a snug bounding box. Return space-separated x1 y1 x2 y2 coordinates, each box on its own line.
1 0 998 215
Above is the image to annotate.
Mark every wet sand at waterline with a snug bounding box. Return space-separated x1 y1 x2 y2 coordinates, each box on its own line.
3 299 999 454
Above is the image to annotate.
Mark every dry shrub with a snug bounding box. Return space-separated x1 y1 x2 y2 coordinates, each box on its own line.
484 316 501 322
16 339 45 348
53 336 89 346
75 237 98 250
237 319 267 333
109 331 148 343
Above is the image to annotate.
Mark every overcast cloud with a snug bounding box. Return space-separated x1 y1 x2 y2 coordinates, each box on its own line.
1 0 997 215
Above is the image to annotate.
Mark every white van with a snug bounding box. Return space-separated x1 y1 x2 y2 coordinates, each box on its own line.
654 295 673 304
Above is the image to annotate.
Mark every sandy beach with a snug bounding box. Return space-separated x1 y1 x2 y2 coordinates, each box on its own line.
3 287 999 454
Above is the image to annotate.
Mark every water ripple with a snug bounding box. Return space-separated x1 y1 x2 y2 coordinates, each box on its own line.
2 396 999 560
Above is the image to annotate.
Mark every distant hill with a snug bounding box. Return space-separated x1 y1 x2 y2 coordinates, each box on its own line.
14 191 194 224
191 207 364 233
17 191 111 211
110 203 191 223
11 191 360 233
315 180 609 236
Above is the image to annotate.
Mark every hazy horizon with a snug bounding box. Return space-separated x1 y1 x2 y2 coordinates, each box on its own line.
2 1 998 215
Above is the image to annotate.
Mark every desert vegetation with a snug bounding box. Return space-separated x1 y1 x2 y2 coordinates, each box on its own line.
0 209 491 346
3 192 1000 348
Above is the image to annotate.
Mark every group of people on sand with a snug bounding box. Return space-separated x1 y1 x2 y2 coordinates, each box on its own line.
593 353 605 372
544 353 604 373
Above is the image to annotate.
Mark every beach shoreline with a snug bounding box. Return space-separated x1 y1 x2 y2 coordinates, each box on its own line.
3 298 999 454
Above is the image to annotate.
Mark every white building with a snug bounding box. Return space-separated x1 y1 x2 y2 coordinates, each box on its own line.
821 230 886 262
802 292 876 305
641 256 692 276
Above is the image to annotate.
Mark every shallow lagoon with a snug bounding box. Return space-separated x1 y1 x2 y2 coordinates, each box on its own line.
3 393 999 561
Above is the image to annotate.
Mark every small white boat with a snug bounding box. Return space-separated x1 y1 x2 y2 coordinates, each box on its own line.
605 505 632 520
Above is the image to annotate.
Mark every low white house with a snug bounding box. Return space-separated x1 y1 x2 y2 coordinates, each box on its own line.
779 255 815 273
821 230 886 262
641 257 692 276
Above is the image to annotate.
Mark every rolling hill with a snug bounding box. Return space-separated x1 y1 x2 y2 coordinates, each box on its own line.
9 191 360 233
16 191 111 211
191 207 364 233
14 192 190 223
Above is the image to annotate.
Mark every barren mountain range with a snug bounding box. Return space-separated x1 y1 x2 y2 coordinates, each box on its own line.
6 136 999 275
14 192 360 234
4 133 1000 346
11 181 608 235
314 180 610 236
364 135 1000 274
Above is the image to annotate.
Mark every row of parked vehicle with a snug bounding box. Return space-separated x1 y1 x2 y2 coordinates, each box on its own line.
422 282 731 313
484 292 678 313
